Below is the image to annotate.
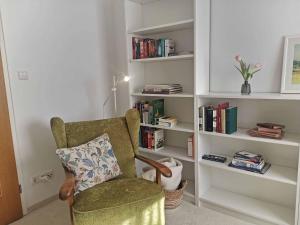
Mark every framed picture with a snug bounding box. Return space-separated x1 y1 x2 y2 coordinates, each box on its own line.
281 35 300 93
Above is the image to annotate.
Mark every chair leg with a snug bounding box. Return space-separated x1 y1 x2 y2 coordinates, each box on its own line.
69 206 74 225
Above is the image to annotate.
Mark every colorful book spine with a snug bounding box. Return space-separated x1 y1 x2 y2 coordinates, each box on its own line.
226 107 238 134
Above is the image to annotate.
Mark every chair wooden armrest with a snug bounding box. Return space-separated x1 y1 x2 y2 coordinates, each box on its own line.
135 155 172 185
59 171 75 205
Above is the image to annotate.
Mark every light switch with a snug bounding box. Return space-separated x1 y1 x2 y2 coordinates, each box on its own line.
17 71 29 80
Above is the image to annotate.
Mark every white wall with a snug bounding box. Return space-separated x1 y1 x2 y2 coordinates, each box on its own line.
0 0 115 211
210 0 300 93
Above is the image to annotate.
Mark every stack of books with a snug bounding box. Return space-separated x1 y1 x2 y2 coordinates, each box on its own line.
139 127 164 151
248 123 285 140
158 116 177 128
132 37 175 59
228 151 271 174
142 84 183 95
134 99 164 125
199 102 238 134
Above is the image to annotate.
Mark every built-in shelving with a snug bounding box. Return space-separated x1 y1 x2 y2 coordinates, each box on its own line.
128 19 194 35
141 122 194 133
139 146 194 162
199 128 300 147
198 92 300 100
200 187 294 225
130 54 194 63
125 0 197 205
199 157 297 186
131 92 194 98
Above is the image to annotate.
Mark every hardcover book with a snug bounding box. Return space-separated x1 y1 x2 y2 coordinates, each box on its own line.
152 99 164 125
226 106 237 134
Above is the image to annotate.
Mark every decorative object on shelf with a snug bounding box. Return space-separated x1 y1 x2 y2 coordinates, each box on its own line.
281 35 300 93
247 123 285 140
142 84 183 95
228 151 271 174
142 158 186 209
234 55 263 95
199 102 237 134
102 73 130 118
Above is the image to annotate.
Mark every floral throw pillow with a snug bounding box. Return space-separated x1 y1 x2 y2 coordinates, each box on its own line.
56 133 121 194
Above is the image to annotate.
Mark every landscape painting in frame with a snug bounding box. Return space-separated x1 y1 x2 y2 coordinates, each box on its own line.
292 44 300 85
281 36 300 93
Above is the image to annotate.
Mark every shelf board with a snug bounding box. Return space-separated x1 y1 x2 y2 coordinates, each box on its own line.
128 19 194 35
131 92 194 98
128 0 159 4
131 54 194 63
200 187 294 225
199 157 297 186
141 122 194 133
199 128 300 147
198 92 300 100
139 146 194 162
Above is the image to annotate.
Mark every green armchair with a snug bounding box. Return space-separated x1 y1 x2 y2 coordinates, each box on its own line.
50 109 172 225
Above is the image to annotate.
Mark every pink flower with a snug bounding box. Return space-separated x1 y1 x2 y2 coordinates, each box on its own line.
235 55 242 62
255 63 263 69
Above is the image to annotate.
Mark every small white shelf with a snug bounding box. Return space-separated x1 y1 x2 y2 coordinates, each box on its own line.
131 92 194 98
198 92 300 100
199 128 300 147
128 19 194 35
131 54 194 63
128 0 159 4
199 157 297 186
141 122 194 133
200 187 294 225
139 146 194 162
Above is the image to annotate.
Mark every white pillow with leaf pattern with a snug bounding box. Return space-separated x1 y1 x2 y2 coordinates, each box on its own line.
56 133 121 194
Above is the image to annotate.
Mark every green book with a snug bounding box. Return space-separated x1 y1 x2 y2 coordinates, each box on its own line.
151 99 164 125
226 107 237 134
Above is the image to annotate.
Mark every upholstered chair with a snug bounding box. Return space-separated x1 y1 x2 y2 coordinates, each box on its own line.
50 109 171 225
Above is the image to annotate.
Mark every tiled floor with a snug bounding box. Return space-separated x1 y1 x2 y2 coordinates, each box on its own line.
11 199 255 225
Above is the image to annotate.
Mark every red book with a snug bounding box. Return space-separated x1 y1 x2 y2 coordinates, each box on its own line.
143 39 148 58
216 102 229 133
257 127 282 134
140 39 145 58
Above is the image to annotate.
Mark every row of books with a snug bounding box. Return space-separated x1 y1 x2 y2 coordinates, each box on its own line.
228 151 271 174
199 102 238 134
132 37 175 59
248 123 285 140
139 130 195 159
139 127 164 151
134 99 164 124
142 84 183 95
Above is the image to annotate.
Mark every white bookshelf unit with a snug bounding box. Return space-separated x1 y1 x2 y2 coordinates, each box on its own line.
124 0 198 202
123 0 300 224
197 96 300 225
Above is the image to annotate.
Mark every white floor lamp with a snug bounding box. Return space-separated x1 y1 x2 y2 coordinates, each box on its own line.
102 73 130 118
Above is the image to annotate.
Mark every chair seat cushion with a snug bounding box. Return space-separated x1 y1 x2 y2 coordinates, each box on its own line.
73 178 163 212
73 178 165 225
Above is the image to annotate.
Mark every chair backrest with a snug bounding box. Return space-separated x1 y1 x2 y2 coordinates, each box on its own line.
50 109 140 178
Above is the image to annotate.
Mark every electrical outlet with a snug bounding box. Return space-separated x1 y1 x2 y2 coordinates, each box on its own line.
17 71 29 80
32 170 54 184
